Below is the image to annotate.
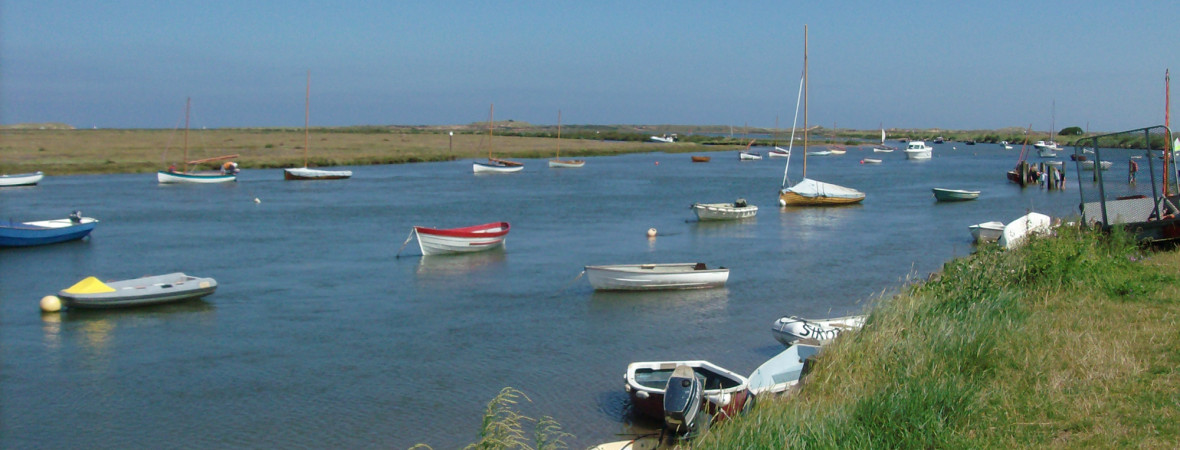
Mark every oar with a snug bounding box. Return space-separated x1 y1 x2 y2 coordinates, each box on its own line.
394 229 416 258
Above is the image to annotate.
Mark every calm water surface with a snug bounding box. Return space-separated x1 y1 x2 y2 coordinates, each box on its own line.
2 143 1119 448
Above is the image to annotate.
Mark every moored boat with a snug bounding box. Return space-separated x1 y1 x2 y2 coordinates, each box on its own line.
691 199 757 221
691 155 711 163
548 110 585 168
969 220 1006 243
0 211 98 247
767 147 790 158
473 161 524 174
771 315 865 347
932 188 980 202
624 360 751 423
584 263 728 291
904 140 933 160
0 171 44 187
860 158 882 164
56 272 217 309
284 167 353 180
157 98 239 184
738 151 762 160
779 178 865 206
408 222 510 256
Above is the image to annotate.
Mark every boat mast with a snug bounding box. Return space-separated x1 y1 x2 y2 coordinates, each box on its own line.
802 24 809 178
488 104 494 160
1166 69 1172 195
183 97 191 173
304 70 311 168
557 109 562 158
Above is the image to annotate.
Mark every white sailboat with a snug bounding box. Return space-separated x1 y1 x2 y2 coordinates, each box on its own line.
285 71 352 180
157 98 239 184
473 104 524 174
873 126 896 152
548 110 584 168
779 26 865 206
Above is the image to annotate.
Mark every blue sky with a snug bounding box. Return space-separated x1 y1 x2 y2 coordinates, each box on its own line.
2 1 1177 132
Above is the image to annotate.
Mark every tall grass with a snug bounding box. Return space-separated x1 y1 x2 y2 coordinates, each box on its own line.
695 225 1180 448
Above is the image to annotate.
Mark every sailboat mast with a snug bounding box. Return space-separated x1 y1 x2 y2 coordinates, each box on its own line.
488 104 494 160
803 24 809 178
183 97 191 173
1166 69 1172 196
557 109 562 158
304 70 311 168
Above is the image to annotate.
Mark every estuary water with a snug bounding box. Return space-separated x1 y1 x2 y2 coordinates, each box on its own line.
1 142 1108 448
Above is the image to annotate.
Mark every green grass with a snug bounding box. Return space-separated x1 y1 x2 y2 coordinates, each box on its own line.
694 225 1180 448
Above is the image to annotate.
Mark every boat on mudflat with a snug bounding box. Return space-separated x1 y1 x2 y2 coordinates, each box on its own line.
771 315 865 347
0 171 44 187
57 272 217 309
584 263 728 291
691 199 757 221
624 360 751 424
932 188 980 202
0 211 98 247
409 222 510 256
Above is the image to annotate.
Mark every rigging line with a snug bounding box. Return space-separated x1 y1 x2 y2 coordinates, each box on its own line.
781 66 805 189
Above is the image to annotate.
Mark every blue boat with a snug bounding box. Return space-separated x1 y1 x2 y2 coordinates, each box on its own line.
0 211 99 247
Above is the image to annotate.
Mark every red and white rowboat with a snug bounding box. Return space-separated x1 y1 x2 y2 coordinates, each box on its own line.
409 222 510 256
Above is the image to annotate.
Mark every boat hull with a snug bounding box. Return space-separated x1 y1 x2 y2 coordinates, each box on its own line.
692 203 758 221
473 162 524 174
584 263 729 290
767 148 790 158
738 152 762 160
932 188 980 202
58 273 217 309
414 222 510 256
999 212 1052 249
283 167 352 180
0 217 98 247
771 315 866 347
748 343 822 395
690 156 710 163
625 360 750 423
157 171 236 184
969 221 1005 243
548 159 585 168
0 171 44 186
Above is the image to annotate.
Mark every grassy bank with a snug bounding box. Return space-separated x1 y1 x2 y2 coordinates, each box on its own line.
696 225 1180 448
0 128 712 175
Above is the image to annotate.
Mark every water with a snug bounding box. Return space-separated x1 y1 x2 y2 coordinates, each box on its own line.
1 143 1106 448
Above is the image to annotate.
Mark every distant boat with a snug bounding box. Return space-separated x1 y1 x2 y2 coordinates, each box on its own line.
692 199 757 221
1007 125 1037 187
691 155 711 163
157 98 239 184
624 360 751 424
404 222 510 256
0 211 98 247
56 272 217 309
548 110 585 168
473 104 524 174
738 151 762 160
969 221 1005 243
1080 160 1113 171
285 71 352 180
860 158 882 164
778 26 865 207
805 150 832 156
932 188 980 202
1000 140 1013 150
0 171 44 187
584 263 729 291
748 342 822 396
767 147 790 158
1035 141 1058 158
904 141 933 160
827 145 846 155
650 134 676 143
771 315 865 347
999 212 1052 249
873 127 897 152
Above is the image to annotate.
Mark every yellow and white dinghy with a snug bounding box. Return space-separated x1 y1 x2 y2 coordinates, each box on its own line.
56 273 218 309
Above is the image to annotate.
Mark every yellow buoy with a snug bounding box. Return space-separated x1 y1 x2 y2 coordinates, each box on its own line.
40 295 62 313
646 227 657 238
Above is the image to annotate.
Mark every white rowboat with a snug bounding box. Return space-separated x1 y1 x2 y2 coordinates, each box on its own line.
411 222 510 256
692 200 757 221
0 171 44 186
584 263 728 291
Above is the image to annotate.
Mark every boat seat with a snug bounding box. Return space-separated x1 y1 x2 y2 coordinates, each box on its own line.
693 263 707 270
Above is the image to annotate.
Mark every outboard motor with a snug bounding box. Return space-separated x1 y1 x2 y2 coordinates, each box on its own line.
734 198 747 207
663 365 704 434
68 210 82 223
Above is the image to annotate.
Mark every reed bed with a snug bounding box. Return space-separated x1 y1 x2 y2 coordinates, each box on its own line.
695 225 1180 448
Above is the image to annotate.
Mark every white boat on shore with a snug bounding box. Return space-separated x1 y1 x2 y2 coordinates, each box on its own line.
999 212 1052 249
0 171 44 187
968 221 1005 243
748 342 822 395
771 315 865 347
904 141 933 160
584 263 728 291
691 199 757 221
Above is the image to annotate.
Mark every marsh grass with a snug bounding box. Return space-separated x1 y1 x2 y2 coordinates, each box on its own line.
695 225 1180 448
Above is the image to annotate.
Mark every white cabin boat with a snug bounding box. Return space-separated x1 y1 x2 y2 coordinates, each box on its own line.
904 141 933 160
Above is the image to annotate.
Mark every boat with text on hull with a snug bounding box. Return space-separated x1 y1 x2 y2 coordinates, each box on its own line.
771 315 865 347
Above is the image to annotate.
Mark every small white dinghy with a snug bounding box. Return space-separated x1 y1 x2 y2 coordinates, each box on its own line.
771 315 865 347
969 221 1005 243
584 263 729 291
747 342 822 396
998 212 1052 249
691 199 757 221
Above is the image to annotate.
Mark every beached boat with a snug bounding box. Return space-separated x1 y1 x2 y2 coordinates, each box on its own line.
0 211 98 247
969 220 1006 243
548 110 585 168
691 156 711 163
473 104 524 174
624 360 751 423
771 315 866 347
0 171 44 187
904 141 933 160
662 365 704 434
285 72 352 180
691 199 757 221
403 222 510 256
932 188 980 202
778 26 865 207
767 147 790 158
584 263 728 291
748 342 822 396
157 98 239 184
650 134 676 143
999 212 1052 249
56 273 217 309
